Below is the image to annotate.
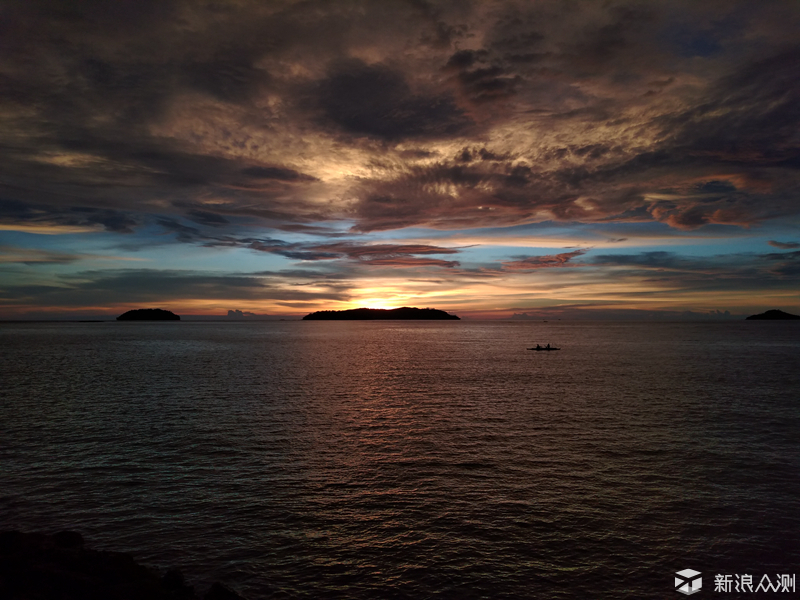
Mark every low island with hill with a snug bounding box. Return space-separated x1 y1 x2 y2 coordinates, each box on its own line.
117 308 181 321
303 307 460 320
745 309 800 320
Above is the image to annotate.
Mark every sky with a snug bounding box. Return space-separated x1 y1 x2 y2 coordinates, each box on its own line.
1 0 799 319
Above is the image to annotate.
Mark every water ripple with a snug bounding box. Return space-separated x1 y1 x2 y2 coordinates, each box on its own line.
1 320 799 598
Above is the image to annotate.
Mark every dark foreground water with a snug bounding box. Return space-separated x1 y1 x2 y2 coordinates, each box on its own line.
1 320 799 599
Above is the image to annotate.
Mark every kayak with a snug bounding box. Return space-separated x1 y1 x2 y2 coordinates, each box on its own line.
528 347 560 351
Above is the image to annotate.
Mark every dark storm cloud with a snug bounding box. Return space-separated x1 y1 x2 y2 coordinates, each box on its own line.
322 243 459 260
0 4 177 128
762 250 800 262
0 1 337 234
591 251 699 270
157 218 203 243
185 209 230 227
766 257 800 277
246 239 341 261
0 141 325 233
350 35 800 231
243 239 461 267
502 249 588 271
350 157 592 231
0 269 350 307
455 146 512 163
0 199 138 233
0 0 799 245
184 49 271 103
587 249 800 285
614 44 800 229
80 209 139 234
275 224 350 237
666 47 800 164
324 243 461 268
475 3 653 89
240 167 317 182
451 64 521 104
342 3 800 232
315 59 472 140
769 241 800 249
352 256 459 268
0 245 82 265
445 49 488 70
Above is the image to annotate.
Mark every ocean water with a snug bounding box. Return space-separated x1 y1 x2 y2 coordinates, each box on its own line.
1 320 798 599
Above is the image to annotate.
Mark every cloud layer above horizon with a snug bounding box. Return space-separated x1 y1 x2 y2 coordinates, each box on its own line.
1 0 799 317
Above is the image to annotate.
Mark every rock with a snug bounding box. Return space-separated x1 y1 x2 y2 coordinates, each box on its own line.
0 531 246 600
745 309 800 320
163 568 189 591
205 582 245 600
53 530 84 549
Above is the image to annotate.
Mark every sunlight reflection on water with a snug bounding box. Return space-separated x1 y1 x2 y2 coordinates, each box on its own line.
2 321 799 598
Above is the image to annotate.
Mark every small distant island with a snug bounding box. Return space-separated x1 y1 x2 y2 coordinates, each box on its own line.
117 308 181 321
745 309 800 320
303 307 460 320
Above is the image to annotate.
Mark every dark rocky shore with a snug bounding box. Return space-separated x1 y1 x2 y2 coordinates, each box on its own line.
0 531 244 600
303 306 460 320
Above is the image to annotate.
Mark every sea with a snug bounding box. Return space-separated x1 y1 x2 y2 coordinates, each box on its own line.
1 320 798 599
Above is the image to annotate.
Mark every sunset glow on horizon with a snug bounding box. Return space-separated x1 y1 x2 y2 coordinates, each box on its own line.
1 1 798 320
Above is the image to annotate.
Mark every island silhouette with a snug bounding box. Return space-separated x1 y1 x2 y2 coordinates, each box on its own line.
117 308 180 321
303 307 459 320
745 309 800 320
